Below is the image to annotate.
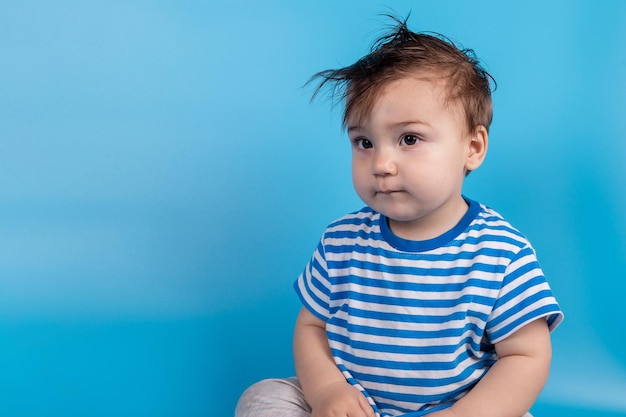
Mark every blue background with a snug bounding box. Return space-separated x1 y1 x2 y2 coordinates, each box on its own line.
1 1 625 416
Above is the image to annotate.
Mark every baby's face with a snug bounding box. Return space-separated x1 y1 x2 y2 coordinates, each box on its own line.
347 75 480 240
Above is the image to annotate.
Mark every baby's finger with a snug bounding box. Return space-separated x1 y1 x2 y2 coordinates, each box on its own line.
358 394 376 417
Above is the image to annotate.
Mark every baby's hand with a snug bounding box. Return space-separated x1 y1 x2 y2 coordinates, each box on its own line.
310 381 376 417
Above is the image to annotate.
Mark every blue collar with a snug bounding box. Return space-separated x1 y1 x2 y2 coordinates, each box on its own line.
379 197 481 252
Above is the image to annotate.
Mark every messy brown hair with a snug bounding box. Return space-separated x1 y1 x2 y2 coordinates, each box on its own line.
309 15 495 134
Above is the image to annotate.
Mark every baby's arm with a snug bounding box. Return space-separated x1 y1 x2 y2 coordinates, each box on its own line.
293 307 375 417
432 318 552 417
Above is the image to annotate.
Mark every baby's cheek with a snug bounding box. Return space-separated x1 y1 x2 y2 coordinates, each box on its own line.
351 174 370 200
353 189 371 207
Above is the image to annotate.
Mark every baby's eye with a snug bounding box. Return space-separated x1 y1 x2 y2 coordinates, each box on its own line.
354 138 373 149
401 134 420 146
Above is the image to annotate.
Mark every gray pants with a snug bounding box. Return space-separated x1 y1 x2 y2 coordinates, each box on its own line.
235 377 533 417
235 378 311 417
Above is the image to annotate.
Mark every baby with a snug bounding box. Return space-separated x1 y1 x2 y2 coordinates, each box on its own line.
236 16 563 417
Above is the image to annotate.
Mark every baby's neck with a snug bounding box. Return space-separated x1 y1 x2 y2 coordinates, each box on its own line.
387 198 469 242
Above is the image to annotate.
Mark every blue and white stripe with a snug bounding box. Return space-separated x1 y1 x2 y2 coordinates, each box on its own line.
295 198 563 416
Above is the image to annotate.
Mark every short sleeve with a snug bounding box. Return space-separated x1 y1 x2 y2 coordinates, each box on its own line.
294 238 333 321
486 245 564 343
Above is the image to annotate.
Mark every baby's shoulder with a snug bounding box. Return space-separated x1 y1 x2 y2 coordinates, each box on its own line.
466 202 533 251
320 207 383 243
326 206 379 230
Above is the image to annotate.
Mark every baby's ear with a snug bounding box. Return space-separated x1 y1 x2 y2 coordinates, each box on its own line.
465 125 488 172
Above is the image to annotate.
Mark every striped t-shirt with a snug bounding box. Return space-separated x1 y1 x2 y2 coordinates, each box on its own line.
294 198 563 417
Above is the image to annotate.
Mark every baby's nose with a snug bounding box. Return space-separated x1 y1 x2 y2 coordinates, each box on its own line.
372 149 397 176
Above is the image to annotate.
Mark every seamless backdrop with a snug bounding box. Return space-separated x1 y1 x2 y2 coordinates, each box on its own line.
0 1 625 416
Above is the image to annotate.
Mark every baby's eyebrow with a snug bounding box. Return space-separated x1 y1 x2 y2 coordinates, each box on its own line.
347 120 431 134
391 120 431 128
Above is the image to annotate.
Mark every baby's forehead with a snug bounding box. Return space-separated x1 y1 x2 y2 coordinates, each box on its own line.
344 73 461 126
